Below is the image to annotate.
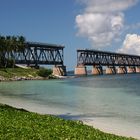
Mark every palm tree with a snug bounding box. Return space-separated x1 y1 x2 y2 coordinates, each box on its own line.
11 36 18 53
5 36 12 59
17 36 26 52
0 35 3 67
0 35 26 68
5 36 17 68
0 36 7 67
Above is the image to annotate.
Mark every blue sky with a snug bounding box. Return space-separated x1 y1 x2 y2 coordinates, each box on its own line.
0 0 140 70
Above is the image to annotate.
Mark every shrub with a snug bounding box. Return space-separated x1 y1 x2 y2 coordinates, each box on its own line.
6 59 15 68
37 68 52 77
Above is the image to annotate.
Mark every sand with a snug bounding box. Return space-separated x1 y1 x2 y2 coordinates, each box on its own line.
0 96 139 140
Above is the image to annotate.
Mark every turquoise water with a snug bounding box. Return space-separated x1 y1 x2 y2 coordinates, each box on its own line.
0 74 140 138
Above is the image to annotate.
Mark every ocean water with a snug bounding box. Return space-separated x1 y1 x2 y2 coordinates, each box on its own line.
0 74 140 138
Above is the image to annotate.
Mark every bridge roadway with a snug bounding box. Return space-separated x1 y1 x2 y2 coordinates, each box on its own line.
75 49 140 75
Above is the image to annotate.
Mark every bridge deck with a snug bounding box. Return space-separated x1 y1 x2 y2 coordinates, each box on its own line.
26 42 64 49
5 41 65 66
77 49 140 67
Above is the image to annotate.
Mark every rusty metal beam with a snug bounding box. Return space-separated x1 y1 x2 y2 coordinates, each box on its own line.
77 49 140 67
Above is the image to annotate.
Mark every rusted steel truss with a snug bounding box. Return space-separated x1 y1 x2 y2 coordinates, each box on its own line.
77 49 140 67
5 42 64 66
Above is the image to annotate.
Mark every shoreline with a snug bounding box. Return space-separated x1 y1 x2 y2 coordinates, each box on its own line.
0 67 58 82
0 103 134 140
0 76 44 82
0 97 138 139
0 74 139 139
83 119 140 140
0 75 76 82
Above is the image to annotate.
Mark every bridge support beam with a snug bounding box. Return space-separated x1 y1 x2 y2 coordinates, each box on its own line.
117 67 127 74
74 65 87 76
106 67 116 74
92 66 103 75
136 67 140 73
127 67 136 73
53 65 67 76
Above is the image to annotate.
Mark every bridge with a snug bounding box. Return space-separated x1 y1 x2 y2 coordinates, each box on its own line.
6 42 66 76
13 42 64 66
75 49 140 75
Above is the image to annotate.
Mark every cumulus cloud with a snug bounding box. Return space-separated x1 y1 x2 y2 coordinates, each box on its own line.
76 0 138 48
78 0 138 13
76 12 124 47
118 34 140 55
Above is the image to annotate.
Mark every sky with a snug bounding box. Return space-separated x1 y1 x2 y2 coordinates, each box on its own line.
0 0 140 70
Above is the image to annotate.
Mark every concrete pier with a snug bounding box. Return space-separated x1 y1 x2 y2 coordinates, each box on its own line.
106 67 116 74
127 67 136 73
92 66 103 75
75 65 87 76
136 67 140 73
117 67 127 74
76 49 140 76
53 65 67 76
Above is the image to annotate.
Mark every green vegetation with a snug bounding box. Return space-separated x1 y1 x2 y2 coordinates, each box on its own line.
0 68 38 78
0 35 53 80
0 67 53 80
0 104 135 140
37 68 52 77
0 35 25 68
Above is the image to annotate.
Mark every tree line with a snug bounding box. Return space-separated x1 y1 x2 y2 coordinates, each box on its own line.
0 35 26 68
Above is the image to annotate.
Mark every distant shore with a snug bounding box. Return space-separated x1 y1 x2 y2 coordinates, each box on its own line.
0 67 55 82
0 75 44 82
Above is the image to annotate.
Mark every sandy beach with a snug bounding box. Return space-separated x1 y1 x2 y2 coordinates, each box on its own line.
83 118 140 139
0 96 139 140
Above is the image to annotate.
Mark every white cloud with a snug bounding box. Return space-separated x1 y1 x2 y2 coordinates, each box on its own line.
76 0 138 48
118 34 140 55
79 0 138 13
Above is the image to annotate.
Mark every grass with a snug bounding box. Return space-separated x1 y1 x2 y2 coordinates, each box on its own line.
0 104 135 140
0 68 39 78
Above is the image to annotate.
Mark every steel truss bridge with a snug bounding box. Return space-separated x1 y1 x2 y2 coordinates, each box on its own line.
6 42 64 66
77 49 140 67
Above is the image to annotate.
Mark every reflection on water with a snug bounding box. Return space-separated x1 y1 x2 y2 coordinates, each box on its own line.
0 74 140 138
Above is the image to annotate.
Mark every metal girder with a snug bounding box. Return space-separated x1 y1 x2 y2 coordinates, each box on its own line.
77 49 140 66
6 42 64 66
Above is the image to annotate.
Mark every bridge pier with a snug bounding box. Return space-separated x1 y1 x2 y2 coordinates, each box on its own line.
106 67 116 74
127 67 136 73
136 67 140 73
76 49 140 76
53 65 67 76
117 66 127 74
74 65 87 76
92 66 103 75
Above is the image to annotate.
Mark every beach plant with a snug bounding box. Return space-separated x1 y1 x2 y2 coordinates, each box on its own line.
37 68 52 77
0 68 38 78
0 104 135 140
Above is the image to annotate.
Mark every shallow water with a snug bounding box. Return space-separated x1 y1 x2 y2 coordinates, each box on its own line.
0 74 140 138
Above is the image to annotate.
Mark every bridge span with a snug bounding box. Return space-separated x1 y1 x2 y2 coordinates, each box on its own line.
75 49 140 75
6 42 66 76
